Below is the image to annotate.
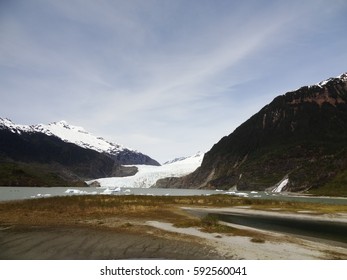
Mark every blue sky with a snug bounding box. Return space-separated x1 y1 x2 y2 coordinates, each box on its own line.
1 0 346 163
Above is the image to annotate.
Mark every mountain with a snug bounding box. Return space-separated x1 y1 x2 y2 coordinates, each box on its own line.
163 157 189 165
33 121 160 166
163 73 347 195
0 119 159 186
162 152 203 165
1 119 159 166
89 152 203 188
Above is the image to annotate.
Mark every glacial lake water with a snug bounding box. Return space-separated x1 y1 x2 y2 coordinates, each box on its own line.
0 186 347 205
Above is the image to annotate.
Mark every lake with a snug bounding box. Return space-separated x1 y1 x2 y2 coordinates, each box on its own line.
0 186 346 205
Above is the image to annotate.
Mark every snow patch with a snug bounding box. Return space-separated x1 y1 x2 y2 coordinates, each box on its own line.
33 121 128 154
272 178 289 193
315 72 347 88
163 151 202 165
0 118 144 159
0 118 32 133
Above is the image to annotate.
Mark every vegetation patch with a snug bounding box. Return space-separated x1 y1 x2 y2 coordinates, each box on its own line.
0 194 346 240
0 161 86 187
250 237 266 243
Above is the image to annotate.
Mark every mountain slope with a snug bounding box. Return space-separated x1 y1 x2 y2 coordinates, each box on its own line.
0 128 117 186
2 119 159 166
0 119 159 186
165 73 347 195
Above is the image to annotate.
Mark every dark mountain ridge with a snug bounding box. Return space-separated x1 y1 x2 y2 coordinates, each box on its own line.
0 118 160 166
0 129 118 186
0 119 159 186
163 73 347 195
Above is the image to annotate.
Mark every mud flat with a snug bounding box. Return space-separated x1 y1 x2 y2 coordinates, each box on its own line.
1 195 346 260
0 225 222 260
147 221 347 260
1 219 346 260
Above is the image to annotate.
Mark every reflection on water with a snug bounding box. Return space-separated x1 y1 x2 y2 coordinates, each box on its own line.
217 212 347 247
0 186 346 205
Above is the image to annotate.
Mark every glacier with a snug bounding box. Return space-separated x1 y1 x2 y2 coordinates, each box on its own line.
87 152 204 188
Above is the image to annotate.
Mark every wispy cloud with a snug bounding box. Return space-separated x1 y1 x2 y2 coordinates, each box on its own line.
1 0 346 161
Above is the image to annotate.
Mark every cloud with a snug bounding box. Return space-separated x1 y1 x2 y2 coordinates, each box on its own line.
1 0 347 162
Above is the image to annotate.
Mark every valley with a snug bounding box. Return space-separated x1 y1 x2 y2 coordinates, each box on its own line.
0 72 346 260
1 72 346 195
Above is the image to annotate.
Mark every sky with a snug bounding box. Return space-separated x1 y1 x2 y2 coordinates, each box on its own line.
1 0 347 163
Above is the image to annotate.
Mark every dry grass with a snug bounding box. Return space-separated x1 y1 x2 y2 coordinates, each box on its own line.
0 194 346 237
250 237 266 243
0 195 192 227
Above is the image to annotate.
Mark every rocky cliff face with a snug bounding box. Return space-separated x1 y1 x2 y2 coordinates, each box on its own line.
110 150 159 166
167 73 347 194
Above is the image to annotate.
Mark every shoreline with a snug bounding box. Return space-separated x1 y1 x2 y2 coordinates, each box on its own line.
183 206 347 223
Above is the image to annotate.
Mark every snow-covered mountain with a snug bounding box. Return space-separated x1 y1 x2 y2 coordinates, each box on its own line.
33 121 126 154
87 152 204 188
0 118 159 166
315 72 347 88
162 153 200 165
1 118 201 187
0 118 33 133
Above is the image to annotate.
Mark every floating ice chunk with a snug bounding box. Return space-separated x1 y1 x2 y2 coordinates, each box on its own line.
102 187 121 195
32 193 51 198
65 189 80 194
225 191 236 194
235 192 249 197
225 191 248 197
64 189 90 195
